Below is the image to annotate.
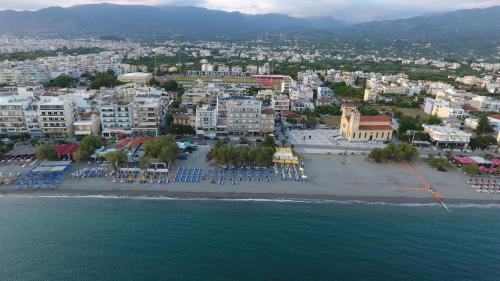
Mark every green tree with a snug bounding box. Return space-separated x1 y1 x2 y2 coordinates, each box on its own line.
106 150 128 172
76 135 104 161
314 105 342 116
398 115 422 135
263 135 276 148
424 114 442 125
331 82 364 99
369 143 419 163
427 156 451 171
359 107 380 116
475 114 494 135
47 74 74 88
89 71 123 89
369 148 388 163
143 136 179 164
469 135 497 150
161 80 179 91
140 155 151 169
463 164 479 175
36 144 57 161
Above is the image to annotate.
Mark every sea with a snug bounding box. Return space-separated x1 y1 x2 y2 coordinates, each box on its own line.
1 196 500 281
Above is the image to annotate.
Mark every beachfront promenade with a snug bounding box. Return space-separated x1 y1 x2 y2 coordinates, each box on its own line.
1 145 499 204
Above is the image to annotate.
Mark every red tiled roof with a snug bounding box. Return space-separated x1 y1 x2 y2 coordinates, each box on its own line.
489 114 500 121
345 115 391 123
283 111 302 119
55 144 79 156
358 125 393 131
116 137 153 149
130 137 152 148
261 109 275 115
79 112 93 119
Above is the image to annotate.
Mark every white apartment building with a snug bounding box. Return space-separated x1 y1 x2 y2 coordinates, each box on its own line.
0 69 22 85
0 96 31 135
17 85 44 98
470 96 500 112
201 63 214 72
291 99 314 112
226 97 262 136
100 102 133 139
195 105 217 136
38 96 77 138
25 106 42 138
423 125 471 148
317 86 334 100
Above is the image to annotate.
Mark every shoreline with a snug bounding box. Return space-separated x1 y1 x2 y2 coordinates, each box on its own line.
2 189 500 206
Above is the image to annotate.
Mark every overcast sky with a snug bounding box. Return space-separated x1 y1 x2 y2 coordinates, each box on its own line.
0 0 498 22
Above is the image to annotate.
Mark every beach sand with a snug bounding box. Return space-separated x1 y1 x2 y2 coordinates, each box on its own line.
1 146 499 204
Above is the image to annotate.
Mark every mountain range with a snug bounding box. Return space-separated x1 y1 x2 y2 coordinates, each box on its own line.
0 4 346 38
0 4 498 56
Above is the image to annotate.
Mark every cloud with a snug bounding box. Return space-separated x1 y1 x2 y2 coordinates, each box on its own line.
0 0 498 21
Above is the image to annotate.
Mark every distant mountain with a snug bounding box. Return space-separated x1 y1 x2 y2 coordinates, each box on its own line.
0 4 345 38
342 6 500 41
0 4 498 56
338 6 500 56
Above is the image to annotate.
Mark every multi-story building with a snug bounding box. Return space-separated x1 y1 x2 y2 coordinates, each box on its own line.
130 94 168 137
291 99 314 112
0 96 31 135
423 125 471 149
100 101 133 139
364 89 378 102
25 105 42 138
470 96 500 112
317 86 334 100
260 109 275 135
226 97 262 136
0 69 22 85
195 105 217 136
38 96 77 138
340 104 393 142
73 113 101 139
271 94 290 113
424 99 466 119
172 112 195 127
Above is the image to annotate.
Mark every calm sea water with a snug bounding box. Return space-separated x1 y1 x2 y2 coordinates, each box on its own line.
1 196 500 281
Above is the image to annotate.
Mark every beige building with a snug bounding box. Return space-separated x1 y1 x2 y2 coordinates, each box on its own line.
363 89 378 102
0 96 31 135
260 109 275 134
73 113 101 139
340 104 393 142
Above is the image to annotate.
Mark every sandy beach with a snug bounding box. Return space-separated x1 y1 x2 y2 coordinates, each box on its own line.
1 145 499 204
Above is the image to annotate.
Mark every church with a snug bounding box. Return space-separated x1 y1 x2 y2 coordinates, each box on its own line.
340 104 393 142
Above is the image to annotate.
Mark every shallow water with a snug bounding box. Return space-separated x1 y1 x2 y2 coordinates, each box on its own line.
1 196 499 281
